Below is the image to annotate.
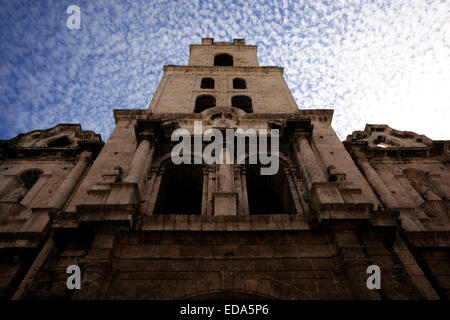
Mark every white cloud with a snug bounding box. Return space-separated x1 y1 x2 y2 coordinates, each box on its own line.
0 0 448 142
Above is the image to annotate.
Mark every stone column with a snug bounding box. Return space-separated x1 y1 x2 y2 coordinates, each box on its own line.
284 167 304 215
295 135 327 190
356 156 398 208
293 172 310 215
240 168 250 215
48 150 92 210
143 168 164 215
207 166 216 216
213 148 238 215
218 165 233 192
201 167 209 216
124 139 154 186
140 167 157 205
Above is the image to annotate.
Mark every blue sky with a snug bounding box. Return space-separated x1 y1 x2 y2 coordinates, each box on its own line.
0 0 449 142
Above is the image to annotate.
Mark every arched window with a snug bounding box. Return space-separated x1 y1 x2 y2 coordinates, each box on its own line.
47 136 72 148
231 95 253 113
233 78 246 89
195 95 216 113
0 169 42 203
214 54 233 66
200 77 215 89
246 163 294 215
154 163 203 215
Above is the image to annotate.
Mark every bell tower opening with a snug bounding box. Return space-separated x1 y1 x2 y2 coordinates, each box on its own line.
195 94 216 113
214 53 233 66
201 77 215 89
233 78 247 89
231 95 253 113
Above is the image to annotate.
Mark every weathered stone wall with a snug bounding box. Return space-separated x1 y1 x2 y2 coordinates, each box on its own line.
0 39 448 301
0 160 79 208
188 39 259 67
63 120 138 213
0 124 102 299
149 67 298 113
417 248 450 298
24 224 428 300
345 124 450 299
106 230 345 300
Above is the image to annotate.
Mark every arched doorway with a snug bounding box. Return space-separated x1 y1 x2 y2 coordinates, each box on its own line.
154 163 203 215
246 162 294 215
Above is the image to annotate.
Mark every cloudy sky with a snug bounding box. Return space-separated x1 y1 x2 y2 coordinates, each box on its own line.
0 0 449 142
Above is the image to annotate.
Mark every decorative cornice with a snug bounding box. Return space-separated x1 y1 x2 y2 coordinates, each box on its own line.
113 108 334 123
0 123 103 160
163 65 283 73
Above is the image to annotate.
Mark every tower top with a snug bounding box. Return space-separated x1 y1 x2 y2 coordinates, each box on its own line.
148 37 298 113
200 38 246 46
189 38 259 67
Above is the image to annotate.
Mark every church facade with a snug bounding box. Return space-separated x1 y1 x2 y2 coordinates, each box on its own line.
0 38 449 300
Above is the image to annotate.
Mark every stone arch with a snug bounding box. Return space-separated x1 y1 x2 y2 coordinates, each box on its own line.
246 165 294 215
202 106 247 119
153 154 205 215
214 53 233 66
238 154 295 215
195 94 216 113
180 290 276 300
200 77 215 89
176 276 304 300
231 95 253 113
233 78 247 89
240 152 292 167
152 151 204 169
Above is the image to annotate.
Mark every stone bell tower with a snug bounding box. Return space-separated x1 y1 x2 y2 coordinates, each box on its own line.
3 38 449 300
146 38 301 217
149 37 298 114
